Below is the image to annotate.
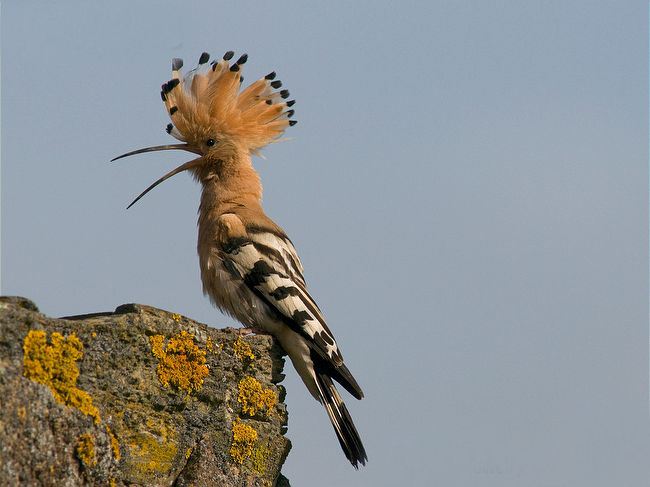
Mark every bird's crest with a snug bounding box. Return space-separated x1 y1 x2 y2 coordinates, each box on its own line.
161 51 296 154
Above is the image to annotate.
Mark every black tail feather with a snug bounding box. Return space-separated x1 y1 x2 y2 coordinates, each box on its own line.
314 365 367 468
333 362 364 400
313 353 364 400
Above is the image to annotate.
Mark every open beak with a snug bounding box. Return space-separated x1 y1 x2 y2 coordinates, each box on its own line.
110 143 201 162
111 143 203 209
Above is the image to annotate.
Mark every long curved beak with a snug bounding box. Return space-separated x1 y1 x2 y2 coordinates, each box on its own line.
111 143 204 209
125 157 204 209
110 143 200 162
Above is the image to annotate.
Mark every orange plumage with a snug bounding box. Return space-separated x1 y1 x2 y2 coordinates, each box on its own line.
162 52 295 156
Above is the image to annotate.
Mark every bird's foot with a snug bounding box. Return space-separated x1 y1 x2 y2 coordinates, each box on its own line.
237 326 271 336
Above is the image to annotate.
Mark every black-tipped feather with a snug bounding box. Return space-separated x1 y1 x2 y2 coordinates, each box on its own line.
162 78 180 93
314 363 367 468
313 353 363 400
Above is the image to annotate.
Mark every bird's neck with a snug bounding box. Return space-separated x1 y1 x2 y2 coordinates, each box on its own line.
196 153 288 254
198 154 264 221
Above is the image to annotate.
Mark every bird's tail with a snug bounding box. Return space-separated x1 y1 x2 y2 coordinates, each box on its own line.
313 367 368 468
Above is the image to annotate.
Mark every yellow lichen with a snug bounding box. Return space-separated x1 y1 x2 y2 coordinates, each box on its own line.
16 406 26 422
109 479 117 487
237 376 277 417
107 425 121 461
230 420 258 464
185 447 192 460
206 337 214 353
171 313 182 323
251 442 271 474
127 431 178 478
23 330 101 424
233 337 255 361
149 331 209 394
76 433 97 467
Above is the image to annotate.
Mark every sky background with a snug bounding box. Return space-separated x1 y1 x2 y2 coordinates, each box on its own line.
2 1 649 485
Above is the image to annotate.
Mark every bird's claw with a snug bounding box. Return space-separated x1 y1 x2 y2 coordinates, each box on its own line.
237 327 270 336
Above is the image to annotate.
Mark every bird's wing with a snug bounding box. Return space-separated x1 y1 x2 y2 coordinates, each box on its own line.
246 229 306 288
218 220 343 367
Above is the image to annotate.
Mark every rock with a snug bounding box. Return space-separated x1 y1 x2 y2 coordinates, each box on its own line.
0 297 291 486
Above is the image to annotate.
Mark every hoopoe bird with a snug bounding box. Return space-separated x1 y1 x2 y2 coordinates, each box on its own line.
112 51 367 468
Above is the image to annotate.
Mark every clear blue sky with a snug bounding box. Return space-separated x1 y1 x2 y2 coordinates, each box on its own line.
2 1 648 485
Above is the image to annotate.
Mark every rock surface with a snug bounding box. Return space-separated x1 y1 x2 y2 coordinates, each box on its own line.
0 296 291 486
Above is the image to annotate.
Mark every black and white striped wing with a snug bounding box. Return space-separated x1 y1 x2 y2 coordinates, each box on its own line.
247 230 306 288
221 232 343 366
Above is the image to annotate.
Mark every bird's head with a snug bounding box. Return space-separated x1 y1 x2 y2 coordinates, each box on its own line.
112 51 296 208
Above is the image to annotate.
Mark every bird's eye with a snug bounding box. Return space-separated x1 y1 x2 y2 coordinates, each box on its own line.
206 138 216 147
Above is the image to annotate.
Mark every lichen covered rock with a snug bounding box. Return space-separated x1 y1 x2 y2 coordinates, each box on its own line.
0 296 291 486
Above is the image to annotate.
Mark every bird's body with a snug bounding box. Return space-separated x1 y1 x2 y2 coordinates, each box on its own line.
113 51 367 467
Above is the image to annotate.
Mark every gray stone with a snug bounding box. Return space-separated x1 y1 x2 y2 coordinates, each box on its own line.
0 297 291 486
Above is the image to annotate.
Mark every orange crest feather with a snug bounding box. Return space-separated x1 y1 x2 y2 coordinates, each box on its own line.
160 51 296 153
